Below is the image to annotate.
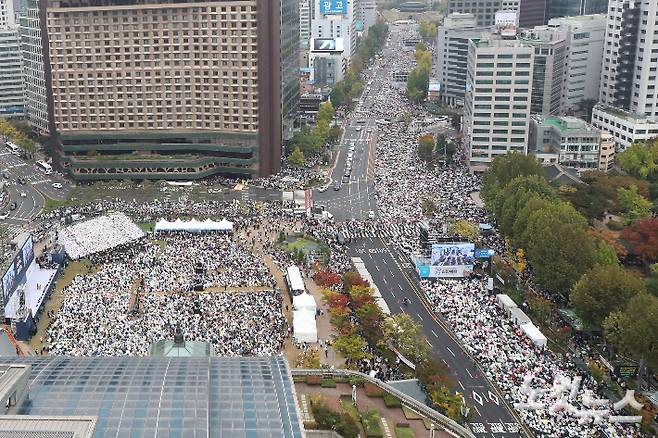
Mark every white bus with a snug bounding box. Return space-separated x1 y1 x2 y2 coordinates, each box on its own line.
36 160 52 175
5 141 21 155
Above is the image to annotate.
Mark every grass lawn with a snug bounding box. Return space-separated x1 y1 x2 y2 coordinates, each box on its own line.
138 222 154 233
394 427 415 438
287 238 320 253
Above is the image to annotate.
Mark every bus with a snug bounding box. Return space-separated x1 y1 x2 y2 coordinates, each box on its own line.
5 141 21 155
36 160 52 175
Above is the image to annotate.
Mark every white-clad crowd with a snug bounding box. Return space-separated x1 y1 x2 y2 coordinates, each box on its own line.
58 212 145 260
47 233 284 356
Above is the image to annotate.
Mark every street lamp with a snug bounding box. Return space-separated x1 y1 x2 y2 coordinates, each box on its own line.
429 423 435 438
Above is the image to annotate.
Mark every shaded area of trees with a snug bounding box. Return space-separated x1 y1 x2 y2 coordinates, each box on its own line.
0 120 38 158
406 45 432 102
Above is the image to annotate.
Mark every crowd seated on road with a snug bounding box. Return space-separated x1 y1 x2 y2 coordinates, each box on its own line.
424 278 638 438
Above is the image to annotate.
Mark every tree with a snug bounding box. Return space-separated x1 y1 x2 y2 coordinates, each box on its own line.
317 101 335 123
417 134 435 162
333 334 371 366
528 295 553 322
617 141 658 180
512 195 555 248
342 271 369 290
429 386 464 422
571 265 645 328
595 240 620 266
448 220 479 241
603 293 658 371
296 348 321 368
421 199 437 216
559 183 612 221
617 185 652 222
481 153 543 208
328 126 343 144
382 314 431 365
621 217 658 263
406 67 429 102
288 147 305 168
523 203 596 294
494 175 554 238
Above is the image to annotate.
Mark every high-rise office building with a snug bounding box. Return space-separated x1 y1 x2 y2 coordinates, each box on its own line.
546 0 609 22
463 33 534 169
18 0 48 133
518 0 545 28
518 26 566 115
599 0 658 117
547 14 605 114
436 13 488 107
0 0 16 28
358 0 377 31
39 0 298 180
0 27 24 117
448 0 520 27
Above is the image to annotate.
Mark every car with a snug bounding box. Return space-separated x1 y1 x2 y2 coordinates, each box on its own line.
17 177 25 185
0 212 8 220
317 186 328 193
2 172 8 179
355 127 362 132
368 210 375 220
52 182 63 189
333 182 341 191
9 202 16 210
367 128 373 133
20 192 26 198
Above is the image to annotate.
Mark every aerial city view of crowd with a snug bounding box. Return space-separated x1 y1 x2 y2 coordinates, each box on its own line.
23 23 644 438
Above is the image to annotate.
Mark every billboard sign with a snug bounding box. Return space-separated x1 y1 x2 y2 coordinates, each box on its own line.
320 0 347 15
475 249 495 259
311 38 344 53
1 235 34 305
430 243 475 278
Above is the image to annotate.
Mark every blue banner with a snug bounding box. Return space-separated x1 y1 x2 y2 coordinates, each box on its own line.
475 249 495 259
320 0 347 15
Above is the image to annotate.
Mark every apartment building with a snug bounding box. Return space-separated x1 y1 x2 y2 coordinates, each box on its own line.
463 34 534 169
436 13 489 107
40 0 298 180
547 14 605 114
518 26 566 115
530 114 614 172
0 27 24 117
18 0 48 133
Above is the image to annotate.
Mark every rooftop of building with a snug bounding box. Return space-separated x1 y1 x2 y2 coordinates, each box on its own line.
547 13 606 25
594 104 658 124
0 416 97 438
471 35 526 49
535 115 595 133
1 357 303 438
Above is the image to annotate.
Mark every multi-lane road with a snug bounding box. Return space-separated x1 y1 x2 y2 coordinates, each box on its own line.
350 238 527 437
0 148 70 235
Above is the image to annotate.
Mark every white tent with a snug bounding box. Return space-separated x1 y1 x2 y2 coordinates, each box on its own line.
154 218 234 233
496 294 518 314
521 322 547 347
509 307 532 326
293 292 317 313
286 266 305 294
293 310 317 343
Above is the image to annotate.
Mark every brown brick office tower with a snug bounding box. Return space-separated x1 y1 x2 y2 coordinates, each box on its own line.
41 0 299 180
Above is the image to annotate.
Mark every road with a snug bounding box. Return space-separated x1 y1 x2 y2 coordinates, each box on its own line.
313 120 377 221
350 238 527 438
0 148 70 236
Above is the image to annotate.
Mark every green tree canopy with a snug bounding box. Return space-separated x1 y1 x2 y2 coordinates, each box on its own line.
382 313 430 365
617 185 652 222
417 134 435 162
288 147 305 168
493 175 554 238
317 100 335 123
617 141 658 180
481 153 543 208
333 334 371 366
571 265 645 328
603 292 658 371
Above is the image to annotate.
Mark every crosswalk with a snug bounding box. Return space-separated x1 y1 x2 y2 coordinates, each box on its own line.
339 223 418 240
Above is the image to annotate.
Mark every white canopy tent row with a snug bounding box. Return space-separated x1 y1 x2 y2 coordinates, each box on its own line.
286 265 306 295
293 292 317 314
520 322 547 347
496 293 518 315
154 218 234 233
293 310 317 343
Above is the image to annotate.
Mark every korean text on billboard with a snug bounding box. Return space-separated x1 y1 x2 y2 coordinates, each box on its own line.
320 0 347 15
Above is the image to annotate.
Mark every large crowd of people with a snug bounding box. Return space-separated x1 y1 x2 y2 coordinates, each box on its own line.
48 233 284 356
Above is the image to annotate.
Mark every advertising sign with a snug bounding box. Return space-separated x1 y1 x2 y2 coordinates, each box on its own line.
430 243 475 278
1 235 35 305
475 249 495 259
616 364 638 378
311 38 345 53
320 0 347 15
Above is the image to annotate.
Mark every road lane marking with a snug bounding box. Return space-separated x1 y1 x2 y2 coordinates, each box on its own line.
416 313 423 321
446 347 456 357
472 391 484 406
488 392 500 405
425 339 432 347
458 381 465 390
382 277 387 284
431 329 439 338
374 264 379 271
466 368 474 379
